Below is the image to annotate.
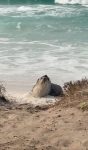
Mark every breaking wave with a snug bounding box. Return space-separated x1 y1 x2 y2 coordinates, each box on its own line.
0 0 88 5
55 0 88 5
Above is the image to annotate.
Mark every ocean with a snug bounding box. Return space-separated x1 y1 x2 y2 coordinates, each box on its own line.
0 0 88 94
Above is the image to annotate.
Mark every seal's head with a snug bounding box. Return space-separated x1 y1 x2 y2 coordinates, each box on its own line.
32 75 51 97
38 75 50 84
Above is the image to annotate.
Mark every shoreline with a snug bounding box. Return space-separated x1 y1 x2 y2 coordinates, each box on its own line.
1 74 87 97
0 77 88 108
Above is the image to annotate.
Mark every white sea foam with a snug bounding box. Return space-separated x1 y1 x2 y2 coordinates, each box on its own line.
16 22 21 30
0 42 88 81
20 94 60 106
5 92 60 106
55 0 88 5
17 6 33 11
0 38 9 42
0 4 86 17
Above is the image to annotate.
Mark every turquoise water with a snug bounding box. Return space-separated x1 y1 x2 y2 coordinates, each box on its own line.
0 1 88 93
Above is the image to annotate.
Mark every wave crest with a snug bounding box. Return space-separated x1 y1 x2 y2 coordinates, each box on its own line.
55 0 88 5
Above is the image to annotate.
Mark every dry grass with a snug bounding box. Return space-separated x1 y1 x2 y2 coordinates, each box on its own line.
0 82 10 105
58 78 88 110
79 102 88 111
0 83 6 96
63 78 88 95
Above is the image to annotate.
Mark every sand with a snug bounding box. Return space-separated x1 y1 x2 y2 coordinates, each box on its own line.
0 78 88 150
0 103 88 150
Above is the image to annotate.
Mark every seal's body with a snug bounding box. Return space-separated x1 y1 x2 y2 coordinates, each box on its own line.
31 75 51 98
49 83 63 96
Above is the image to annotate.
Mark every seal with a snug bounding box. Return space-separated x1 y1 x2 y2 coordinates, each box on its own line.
49 83 63 96
31 75 51 98
31 75 63 97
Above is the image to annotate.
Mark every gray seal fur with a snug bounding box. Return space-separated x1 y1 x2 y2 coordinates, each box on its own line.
49 83 63 96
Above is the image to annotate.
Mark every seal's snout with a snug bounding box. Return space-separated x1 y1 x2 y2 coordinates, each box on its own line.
42 75 49 82
42 75 48 78
44 75 48 78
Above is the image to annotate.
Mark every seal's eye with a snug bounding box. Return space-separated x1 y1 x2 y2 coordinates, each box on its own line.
36 78 39 83
41 77 44 80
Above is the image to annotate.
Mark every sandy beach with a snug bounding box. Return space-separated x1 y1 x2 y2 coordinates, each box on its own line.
0 78 88 150
0 104 88 150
